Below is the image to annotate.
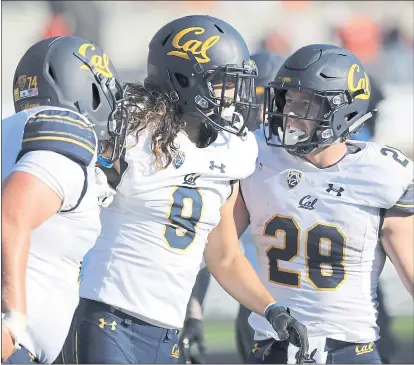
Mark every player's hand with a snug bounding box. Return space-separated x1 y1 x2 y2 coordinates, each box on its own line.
179 318 206 364
265 304 309 364
1 325 16 362
95 166 116 208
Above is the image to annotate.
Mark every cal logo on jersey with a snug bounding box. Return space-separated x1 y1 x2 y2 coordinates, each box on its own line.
286 169 303 189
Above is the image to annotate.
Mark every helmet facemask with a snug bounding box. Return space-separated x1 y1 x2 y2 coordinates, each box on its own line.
202 60 260 136
176 54 260 137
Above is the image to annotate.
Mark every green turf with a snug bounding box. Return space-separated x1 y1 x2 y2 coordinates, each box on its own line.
204 316 414 351
205 321 236 350
391 316 414 340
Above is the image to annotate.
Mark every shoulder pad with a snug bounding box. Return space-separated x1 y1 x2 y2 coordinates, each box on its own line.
18 108 97 167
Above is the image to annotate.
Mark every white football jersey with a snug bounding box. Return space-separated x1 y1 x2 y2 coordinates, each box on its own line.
1 106 100 362
80 128 258 329
242 139 413 345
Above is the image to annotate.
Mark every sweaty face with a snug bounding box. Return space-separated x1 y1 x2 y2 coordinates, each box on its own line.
280 90 323 146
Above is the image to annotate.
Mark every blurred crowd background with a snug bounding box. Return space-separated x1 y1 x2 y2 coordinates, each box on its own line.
1 1 413 363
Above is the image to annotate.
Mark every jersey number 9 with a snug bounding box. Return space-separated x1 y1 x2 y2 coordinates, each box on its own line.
163 186 203 250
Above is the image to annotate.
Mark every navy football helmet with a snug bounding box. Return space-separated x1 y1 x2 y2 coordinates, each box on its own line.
263 44 375 155
145 15 260 137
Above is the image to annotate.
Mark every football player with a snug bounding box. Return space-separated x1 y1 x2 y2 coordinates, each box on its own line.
74 15 308 364
178 51 285 364
1 36 127 363
235 44 413 364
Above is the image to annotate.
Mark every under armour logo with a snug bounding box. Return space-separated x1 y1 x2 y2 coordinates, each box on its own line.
303 349 317 363
326 184 344 196
183 173 200 186
209 161 226 173
98 318 117 331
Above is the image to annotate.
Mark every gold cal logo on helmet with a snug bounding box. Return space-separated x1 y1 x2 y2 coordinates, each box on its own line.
167 27 220 64
347 64 371 100
78 43 113 78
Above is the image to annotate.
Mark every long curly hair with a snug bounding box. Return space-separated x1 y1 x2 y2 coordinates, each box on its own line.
125 82 186 169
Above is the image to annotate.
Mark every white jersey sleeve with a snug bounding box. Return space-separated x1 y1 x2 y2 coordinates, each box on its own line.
12 150 86 211
349 143 413 209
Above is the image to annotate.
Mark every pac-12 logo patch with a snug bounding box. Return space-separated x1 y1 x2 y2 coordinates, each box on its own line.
286 169 303 189
174 150 185 169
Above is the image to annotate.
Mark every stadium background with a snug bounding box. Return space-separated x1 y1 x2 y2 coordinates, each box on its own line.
1 1 413 363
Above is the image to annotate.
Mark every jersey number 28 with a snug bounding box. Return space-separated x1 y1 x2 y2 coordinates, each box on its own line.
265 214 346 291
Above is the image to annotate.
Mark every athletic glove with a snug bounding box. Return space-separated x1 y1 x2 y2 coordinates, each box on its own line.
265 304 309 364
179 318 206 364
